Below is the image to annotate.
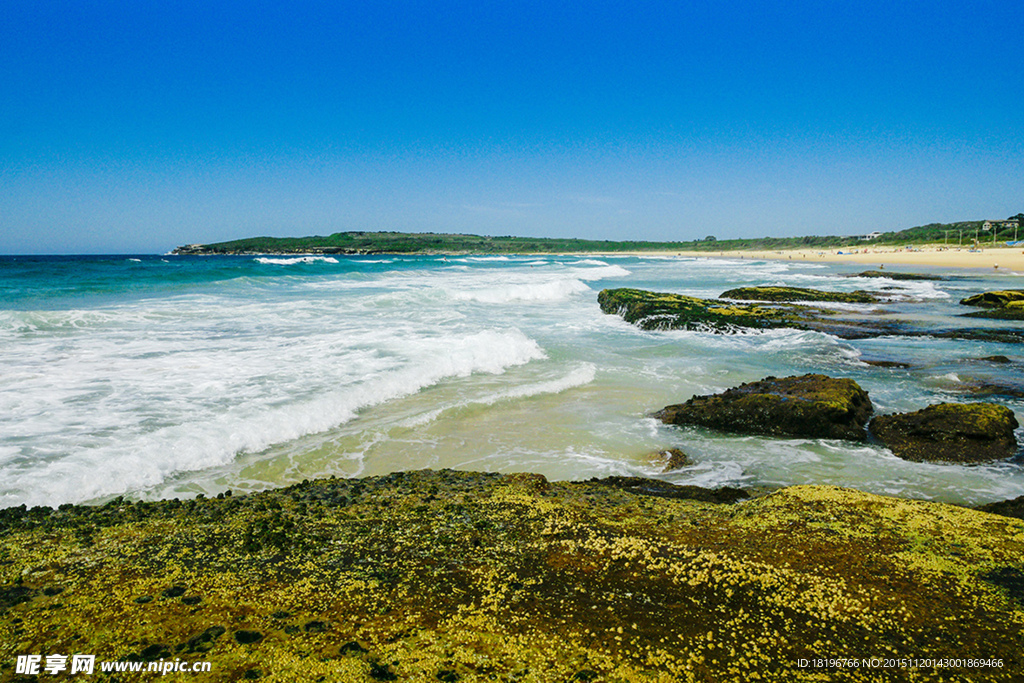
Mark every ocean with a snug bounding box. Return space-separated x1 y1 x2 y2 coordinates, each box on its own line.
1 253 1022 509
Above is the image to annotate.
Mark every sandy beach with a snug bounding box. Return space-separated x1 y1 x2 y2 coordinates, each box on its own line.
671 244 1024 273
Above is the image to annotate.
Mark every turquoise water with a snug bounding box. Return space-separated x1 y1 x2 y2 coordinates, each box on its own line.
1 253 1022 508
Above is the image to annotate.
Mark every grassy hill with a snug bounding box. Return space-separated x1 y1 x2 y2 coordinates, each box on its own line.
173 219 1018 255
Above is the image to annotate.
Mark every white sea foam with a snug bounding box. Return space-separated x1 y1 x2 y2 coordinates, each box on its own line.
5 252 1024 509
449 278 591 303
255 256 340 265
570 264 631 280
0 317 545 507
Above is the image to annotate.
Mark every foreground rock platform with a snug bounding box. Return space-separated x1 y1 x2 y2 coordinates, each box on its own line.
4 469 1021 681
655 374 874 441
870 403 1020 464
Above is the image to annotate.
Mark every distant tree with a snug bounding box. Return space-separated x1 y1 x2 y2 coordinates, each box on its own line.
704 235 717 242
1010 213 1024 221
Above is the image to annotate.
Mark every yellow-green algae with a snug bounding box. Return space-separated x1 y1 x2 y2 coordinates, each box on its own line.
2 470 1023 682
719 287 879 304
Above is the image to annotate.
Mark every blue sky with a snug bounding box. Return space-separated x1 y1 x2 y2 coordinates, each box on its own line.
2 1 1022 253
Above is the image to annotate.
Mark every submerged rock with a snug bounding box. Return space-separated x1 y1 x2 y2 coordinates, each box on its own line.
719 286 879 303
853 270 945 280
648 447 692 472
655 374 874 441
870 403 1020 464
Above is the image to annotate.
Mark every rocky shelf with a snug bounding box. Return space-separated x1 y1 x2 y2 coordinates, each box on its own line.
2 469 1023 681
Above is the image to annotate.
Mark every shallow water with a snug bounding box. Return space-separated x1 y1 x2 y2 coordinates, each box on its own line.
1 253 1021 508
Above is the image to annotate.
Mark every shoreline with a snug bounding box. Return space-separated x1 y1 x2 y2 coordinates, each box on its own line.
669 245 1024 273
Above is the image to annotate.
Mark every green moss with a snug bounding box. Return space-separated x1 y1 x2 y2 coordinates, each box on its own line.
719 287 879 304
960 290 1024 308
870 403 1020 464
597 288 809 332
2 470 1022 681
963 301 1024 320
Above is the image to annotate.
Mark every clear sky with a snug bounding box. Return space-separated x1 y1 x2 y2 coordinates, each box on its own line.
1 1 1022 254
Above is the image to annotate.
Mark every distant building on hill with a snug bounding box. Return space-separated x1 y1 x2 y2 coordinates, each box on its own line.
982 219 1019 231
859 231 883 241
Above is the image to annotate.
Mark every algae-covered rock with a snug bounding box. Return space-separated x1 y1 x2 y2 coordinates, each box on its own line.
2 470 1023 682
649 447 692 472
719 286 879 304
962 301 1024 320
870 402 1020 464
655 374 874 441
960 289 1024 308
853 270 945 280
599 287 1024 343
597 287 801 332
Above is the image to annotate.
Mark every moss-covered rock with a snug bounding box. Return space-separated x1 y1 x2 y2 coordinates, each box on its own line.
853 270 945 280
1 470 1022 682
597 287 803 332
870 403 1020 464
655 374 874 441
962 301 1024 320
960 290 1024 308
719 286 879 304
600 288 1024 344
649 448 692 472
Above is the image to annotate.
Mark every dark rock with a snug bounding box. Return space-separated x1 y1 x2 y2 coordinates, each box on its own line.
234 630 263 645
369 661 398 681
870 403 1020 464
161 585 186 598
977 495 1024 520
960 290 1024 308
655 374 873 441
183 625 226 653
180 595 202 606
0 585 36 613
862 359 911 369
957 381 1024 400
650 448 692 472
304 620 329 633
139 644 170 661
720 286 879 303
853 270 944 280
589 477 748 504
42 586 63 596
244 669 263 679
961 304 1024 320
271 610 291 619
436 671 459 682
339 641 369 655
979 355 1012 364
134 595 153 604
981 567 1024 605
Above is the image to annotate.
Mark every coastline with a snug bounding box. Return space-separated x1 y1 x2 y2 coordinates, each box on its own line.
670 244 1024 272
